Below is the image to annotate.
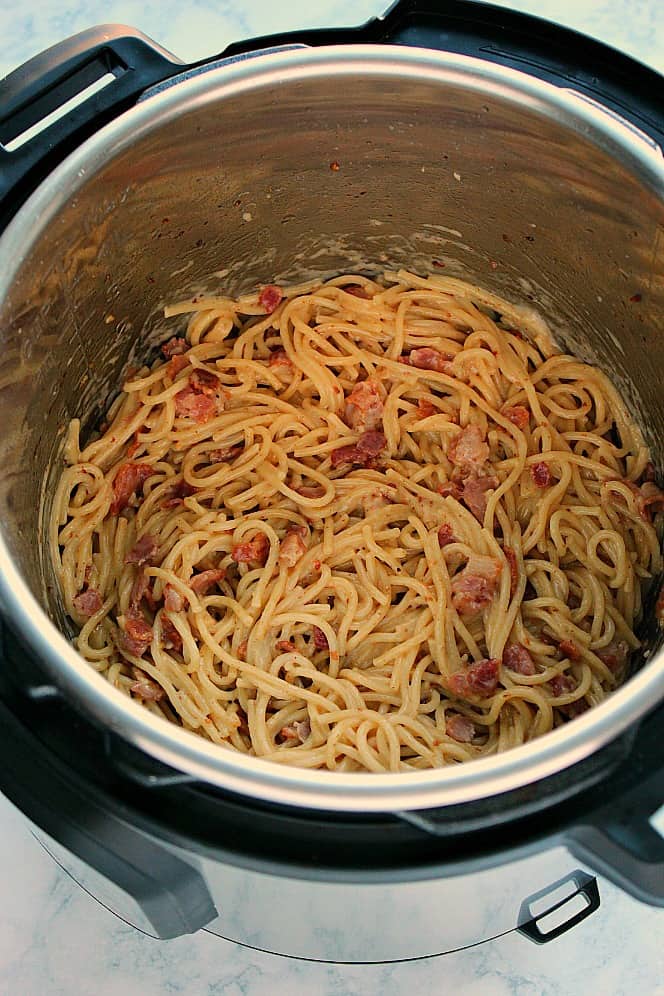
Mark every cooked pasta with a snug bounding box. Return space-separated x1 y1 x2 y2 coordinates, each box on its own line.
50 270 664 772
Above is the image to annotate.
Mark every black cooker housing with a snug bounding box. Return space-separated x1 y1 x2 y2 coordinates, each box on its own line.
0 0 662 945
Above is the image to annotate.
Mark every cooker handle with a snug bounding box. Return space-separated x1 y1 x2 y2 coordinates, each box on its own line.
0 25 184 217
0 693 217 938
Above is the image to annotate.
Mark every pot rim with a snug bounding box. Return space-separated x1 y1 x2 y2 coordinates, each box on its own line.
0 43 662 813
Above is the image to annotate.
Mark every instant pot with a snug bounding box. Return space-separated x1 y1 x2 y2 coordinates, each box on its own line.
0 0 662 960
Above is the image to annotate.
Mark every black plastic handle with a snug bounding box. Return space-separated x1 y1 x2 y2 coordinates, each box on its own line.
0 693 217 938
0 24 184 221
517 871 600 944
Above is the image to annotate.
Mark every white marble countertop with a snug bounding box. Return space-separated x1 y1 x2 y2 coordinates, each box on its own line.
0 1 663 994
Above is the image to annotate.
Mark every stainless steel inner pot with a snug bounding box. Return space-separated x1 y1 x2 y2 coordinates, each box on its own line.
0 46 662 812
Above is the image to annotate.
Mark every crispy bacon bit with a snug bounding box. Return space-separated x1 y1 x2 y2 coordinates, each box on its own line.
451 554 502 615
504 643 536 675
438 480 463 500
446 713 475 742
231 533 270 565
279 526 308 567
437 523 456 547
129 569 150 612
417 398 439 418
531 461 551 488
559 638 582 661
447 658 500 699
504 546 519 597
190 568 226 594
312 626 329 651
209 443 243 463
343 379 384 432
130 674 165 701
276 640 296 653
280 719 311 743
124 534 159 567
72 588 102 617
409 347 452 373
174 385 216 423
236 640 248 660
168 354 190 378
448 424 489 469
190 368 221 397
331 429 387 469
160 614 182 652
345 285 370 298
163 478 196 507
295 484 325 499
120 612 153 657
164 585 185 613
268 348 294 369
549 673 578 699
596 640 630 674
259 285 284 314
110 462 153 515
162 337 187 359
502 404 530 429
461 473 499 520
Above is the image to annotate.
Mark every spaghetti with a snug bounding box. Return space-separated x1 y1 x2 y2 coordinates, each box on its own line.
50 270 664 771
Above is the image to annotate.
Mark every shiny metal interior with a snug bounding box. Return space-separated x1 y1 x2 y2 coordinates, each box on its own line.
0 46 662 810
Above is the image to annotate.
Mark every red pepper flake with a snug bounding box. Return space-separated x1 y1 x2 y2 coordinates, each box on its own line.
432 260 446 269
629 293 642 303
329 161 341 172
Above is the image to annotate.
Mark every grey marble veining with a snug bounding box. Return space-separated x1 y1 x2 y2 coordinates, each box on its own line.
0 1 663 993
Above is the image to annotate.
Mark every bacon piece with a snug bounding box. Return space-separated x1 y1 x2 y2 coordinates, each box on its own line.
280 719 311 743
276 640 296 653
163 478 196 508
190 568 226 594
549 673 576 697
437 522 456 547
637 481 664 521
279 526 308 567
531 461 551 488
438 480 463 500
596 640 629 675
174 385 216 423
295 484 325 499
343 379 384 432
72 588 102 617
236 639 248 660
409 347 452 373
331 429 387 469
130 674 165 701
502 404 530 429
451 554 502 615
120 612 153 657
268 348 294 371
190 368 221 396
162 337 187 359
447 658 500 699
504 546 519 597
345 285 370 299
503 643 536 675
259 285 284 314
231 533 270 565
461 473 499 520
559 638 582 661
445 712 476 742
160 614 182 652
164 584 185 613
312 626 329 650
448 424 489 469
124 533 159 567
110 463 153 515
129 569 150 612
168 353 190 378
417 398 439 418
